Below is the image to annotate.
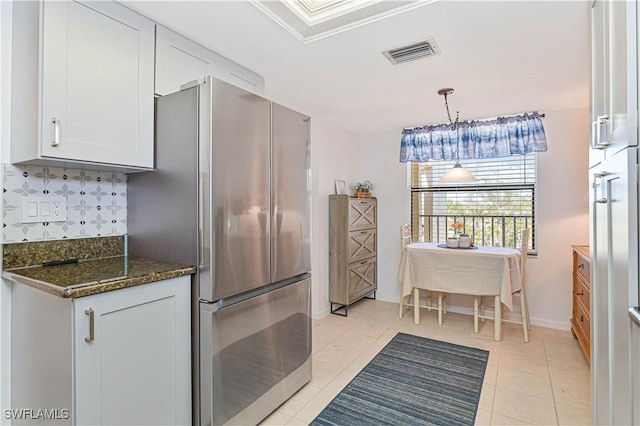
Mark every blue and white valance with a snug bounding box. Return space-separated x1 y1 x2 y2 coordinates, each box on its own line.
399 112 548 163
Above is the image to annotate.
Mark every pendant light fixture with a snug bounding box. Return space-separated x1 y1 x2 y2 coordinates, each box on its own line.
437 88 478 183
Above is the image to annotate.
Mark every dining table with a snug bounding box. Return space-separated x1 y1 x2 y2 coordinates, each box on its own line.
398 242 522 341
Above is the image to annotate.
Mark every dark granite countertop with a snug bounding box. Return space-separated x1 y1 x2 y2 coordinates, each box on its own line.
2 256 195 298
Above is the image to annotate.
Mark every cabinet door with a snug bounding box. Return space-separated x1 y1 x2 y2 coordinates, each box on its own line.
607 0 631 154
590 0 635 167
155 26 219 96
591 149 637 425
73 277 191 425
155 26 264 96
348 257 377 302
348 229 377 263
591 161 611 424
40 1 154 168
348 199 377 230
590 0 608 166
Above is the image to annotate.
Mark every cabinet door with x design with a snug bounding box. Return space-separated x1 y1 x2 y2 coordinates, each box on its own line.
329 195 377 315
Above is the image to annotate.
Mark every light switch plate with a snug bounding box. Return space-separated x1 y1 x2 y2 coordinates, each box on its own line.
21 196 67 223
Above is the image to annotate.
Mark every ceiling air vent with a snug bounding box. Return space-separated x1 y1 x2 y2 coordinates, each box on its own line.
383 38 441 65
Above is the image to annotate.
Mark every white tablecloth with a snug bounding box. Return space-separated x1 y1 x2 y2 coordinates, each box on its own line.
398 242 522 311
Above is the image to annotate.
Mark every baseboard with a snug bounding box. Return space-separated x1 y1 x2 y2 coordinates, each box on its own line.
312 305 331 320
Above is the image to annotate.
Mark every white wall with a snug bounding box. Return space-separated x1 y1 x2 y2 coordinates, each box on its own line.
357 108 589 329
528 108 589 328
310 117 360 318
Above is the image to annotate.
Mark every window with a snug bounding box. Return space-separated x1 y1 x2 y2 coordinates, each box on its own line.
410 154 537 251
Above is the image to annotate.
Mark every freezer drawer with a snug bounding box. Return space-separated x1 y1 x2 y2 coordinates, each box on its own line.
200 278 311 426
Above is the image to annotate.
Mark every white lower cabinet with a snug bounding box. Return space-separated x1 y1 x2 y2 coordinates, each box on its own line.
11 276 191 425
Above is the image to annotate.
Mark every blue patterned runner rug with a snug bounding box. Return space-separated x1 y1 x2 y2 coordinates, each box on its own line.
311 332 488 426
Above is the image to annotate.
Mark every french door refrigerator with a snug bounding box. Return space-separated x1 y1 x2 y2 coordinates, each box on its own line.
127 76 312 426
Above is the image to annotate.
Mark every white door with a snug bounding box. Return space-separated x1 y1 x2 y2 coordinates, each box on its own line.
40 1 154 168
73 277 191 425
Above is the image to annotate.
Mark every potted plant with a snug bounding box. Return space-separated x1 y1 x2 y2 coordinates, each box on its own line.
352 180 374 198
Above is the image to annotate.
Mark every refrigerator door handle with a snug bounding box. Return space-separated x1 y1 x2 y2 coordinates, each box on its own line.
629 307 640 328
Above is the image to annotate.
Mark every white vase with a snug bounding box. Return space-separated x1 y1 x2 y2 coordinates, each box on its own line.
446 237 459 248
458 235 471 248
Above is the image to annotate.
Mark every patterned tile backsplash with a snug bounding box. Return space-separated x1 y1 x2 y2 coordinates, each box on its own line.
2 164 127 242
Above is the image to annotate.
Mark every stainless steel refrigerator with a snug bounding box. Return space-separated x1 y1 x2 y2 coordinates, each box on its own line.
127 76 312 426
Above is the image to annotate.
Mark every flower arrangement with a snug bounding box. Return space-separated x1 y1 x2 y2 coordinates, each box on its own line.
352 180 374 199
352 180 374 192
450 221 464 236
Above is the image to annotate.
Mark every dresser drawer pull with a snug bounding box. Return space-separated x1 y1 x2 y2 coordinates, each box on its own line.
576 290 584 296
580 315 584 322
578 264 584 269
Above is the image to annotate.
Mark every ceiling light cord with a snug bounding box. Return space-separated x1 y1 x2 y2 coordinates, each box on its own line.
441 90 461 162
442 92 460 132
437 88 478 183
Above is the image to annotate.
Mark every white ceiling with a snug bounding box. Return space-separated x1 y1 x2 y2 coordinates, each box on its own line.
124 0 590 136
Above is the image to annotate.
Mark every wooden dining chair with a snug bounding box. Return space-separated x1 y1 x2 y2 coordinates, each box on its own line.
473 228 531 342
398 224 447 323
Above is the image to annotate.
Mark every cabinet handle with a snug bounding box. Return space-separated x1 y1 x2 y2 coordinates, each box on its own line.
51 118 60 147
592 172 609 205
85 308 94 343
576 290 584 296
591 115 610 149
578 264 584 269
580 314 584 322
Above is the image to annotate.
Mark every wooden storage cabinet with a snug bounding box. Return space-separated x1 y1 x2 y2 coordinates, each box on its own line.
10 0 155 171
571 245 591 363
329 195 377 315
11 276 192 425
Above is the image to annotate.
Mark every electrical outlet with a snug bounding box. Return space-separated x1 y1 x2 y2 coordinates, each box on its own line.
52 201 63 218
21 196 67 223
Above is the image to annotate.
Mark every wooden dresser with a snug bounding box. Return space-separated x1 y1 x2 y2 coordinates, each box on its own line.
571 245 591 363
329 195 377 315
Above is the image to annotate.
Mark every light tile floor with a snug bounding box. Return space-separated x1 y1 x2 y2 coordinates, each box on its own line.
260 300 591 426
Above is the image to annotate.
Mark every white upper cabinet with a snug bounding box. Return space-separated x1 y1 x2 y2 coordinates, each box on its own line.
155 25 265 96
590 0 636 168
10 1 155 171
